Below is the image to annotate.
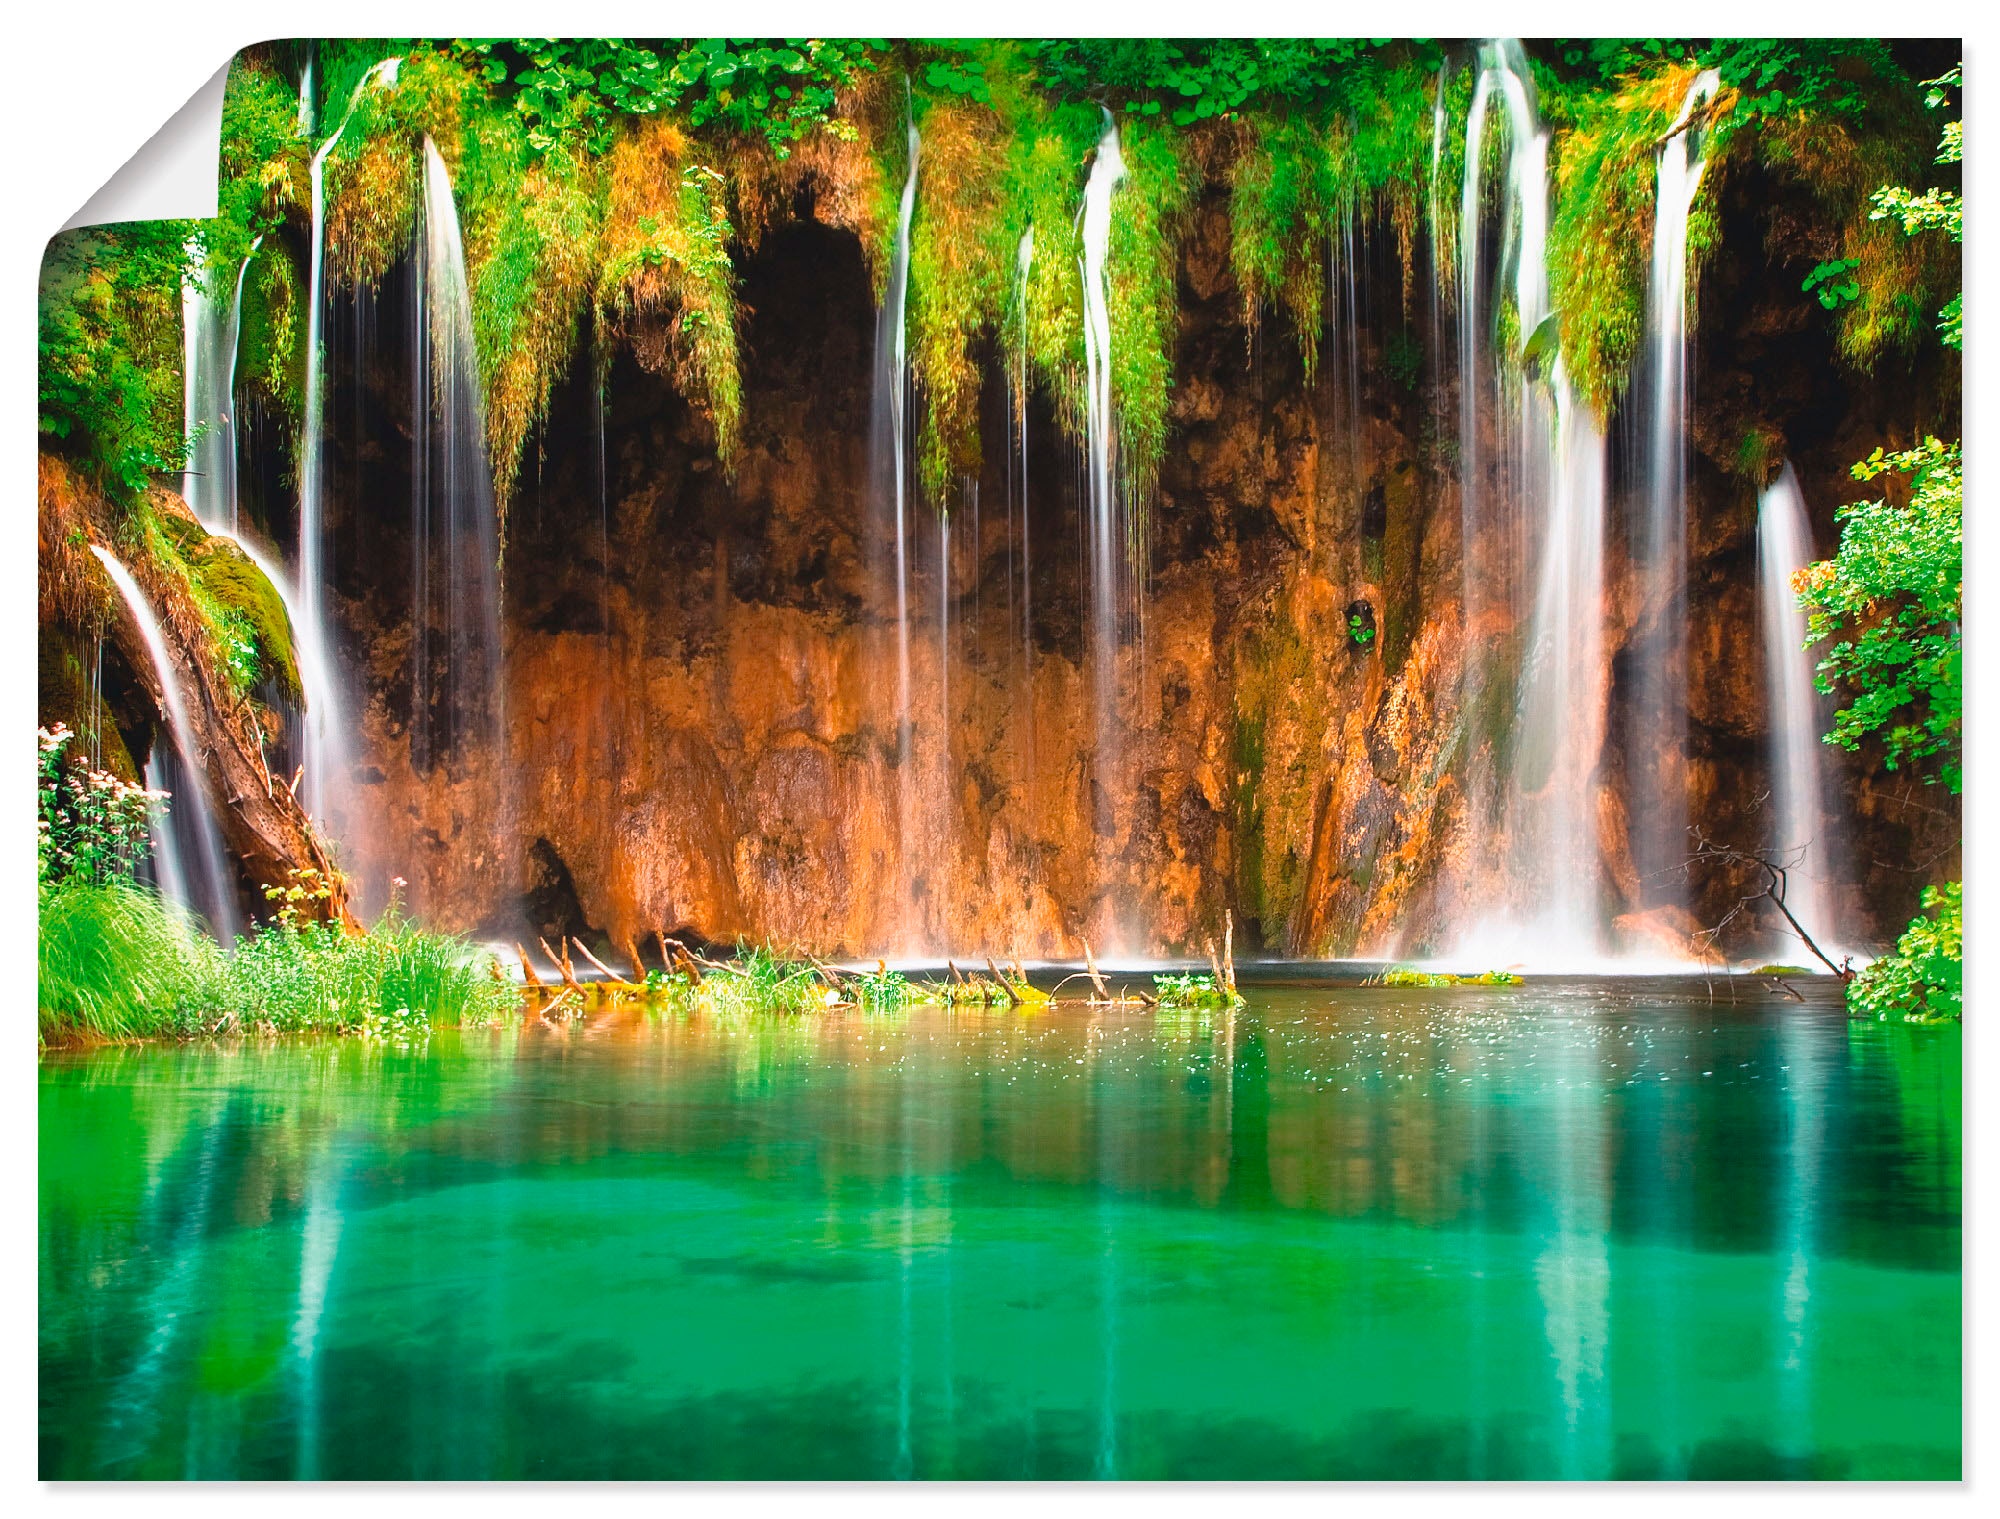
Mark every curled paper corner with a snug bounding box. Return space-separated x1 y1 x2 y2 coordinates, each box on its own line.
61 59 231 232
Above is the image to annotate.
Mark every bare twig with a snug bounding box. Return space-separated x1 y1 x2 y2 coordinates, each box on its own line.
1686 829 1853 982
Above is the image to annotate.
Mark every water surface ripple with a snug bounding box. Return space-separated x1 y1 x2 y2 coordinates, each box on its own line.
39 980 1960 1479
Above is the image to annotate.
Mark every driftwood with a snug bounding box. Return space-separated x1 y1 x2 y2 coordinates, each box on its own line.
1203 938 1228 993
1688 828 1854 982
570 936 631 986
657 932 696 984
985 957 1020 1006
619 934 648 979
1223 910 1238 993
804 957 850 1006
1081 940 1112 1002
539 937 582 991
515 943 543 988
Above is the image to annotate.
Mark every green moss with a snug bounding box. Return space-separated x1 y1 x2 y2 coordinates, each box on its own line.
213 53 309 277
455 106 605 515
1229 113 1342 374
39 224 195 500
138 502 300 705
1379 463 1422 668
1366 967 1523 986
1007 99 1099 436
1105 116 1195 499
596 121 742 462
1230 607 1324 932
1545 69 1694 414
133 37 1955 556
187 538 302 705
906 88 1013 499
234 248 304 478
1752 87 1956 372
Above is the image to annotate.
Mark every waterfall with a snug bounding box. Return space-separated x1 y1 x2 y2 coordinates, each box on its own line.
1628 69 1721 915
177 228 339 802
1079 109 1126 873
178 233 349 815
181 239 259 533
296 51 315 134
1450 40 1613 969
1505 369 1610 963
871 107 920 938
1456 42 1548 784
296 56 397 836
1014 227 1036 810
90 547 241 944
410 135 506 793
1758 465 1841 952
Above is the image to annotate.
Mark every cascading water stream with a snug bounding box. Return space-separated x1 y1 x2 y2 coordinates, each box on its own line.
181 238 260 533
178 234 349 825
1452 40 1613 969
1758 465 1842 951
90 547 241 944
296 56 398 837
411 135 506 783
1506 370 1610 962
870 105 920 941
1456 43 1548 799
1014 226 1036 813
1079 109 1126 890
1628 69 1721 916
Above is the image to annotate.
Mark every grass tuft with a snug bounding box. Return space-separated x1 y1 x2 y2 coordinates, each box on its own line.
38 879 214 1044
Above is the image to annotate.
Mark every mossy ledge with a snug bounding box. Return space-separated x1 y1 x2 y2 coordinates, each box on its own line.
41 39 1917 541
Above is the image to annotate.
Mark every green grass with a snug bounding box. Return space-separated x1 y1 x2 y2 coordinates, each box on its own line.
659 943 831 1017
38 879 213 1044
1152 972 1241 1009
208 915 515 1034
1365 968 1523 987
37 882 516 1045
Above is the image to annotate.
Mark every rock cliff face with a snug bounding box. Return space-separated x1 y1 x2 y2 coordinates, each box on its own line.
312 159 1954 962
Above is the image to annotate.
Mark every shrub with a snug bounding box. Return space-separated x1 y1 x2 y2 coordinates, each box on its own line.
1796 437 1961 794
1848 882 1961 1023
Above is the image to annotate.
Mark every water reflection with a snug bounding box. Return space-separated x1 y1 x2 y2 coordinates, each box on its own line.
39 985 1960 1479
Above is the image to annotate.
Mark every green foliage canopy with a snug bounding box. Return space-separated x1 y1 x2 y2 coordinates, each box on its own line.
458 38 888 156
